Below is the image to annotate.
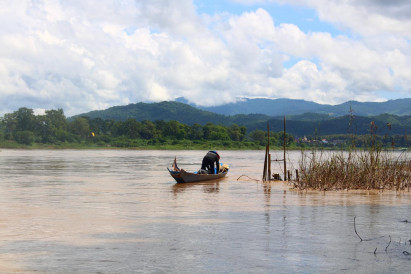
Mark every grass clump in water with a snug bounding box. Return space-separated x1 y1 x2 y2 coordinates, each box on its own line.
296 149 411 191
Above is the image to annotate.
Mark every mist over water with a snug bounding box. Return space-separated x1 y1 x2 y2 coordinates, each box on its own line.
0 149 410 273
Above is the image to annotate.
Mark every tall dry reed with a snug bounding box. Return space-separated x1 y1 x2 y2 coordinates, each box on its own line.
296 150 411 191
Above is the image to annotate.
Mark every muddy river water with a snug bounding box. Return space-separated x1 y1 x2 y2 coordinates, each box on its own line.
0 149 410 273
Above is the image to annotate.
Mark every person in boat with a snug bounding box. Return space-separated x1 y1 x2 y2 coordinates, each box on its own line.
201 150 220 174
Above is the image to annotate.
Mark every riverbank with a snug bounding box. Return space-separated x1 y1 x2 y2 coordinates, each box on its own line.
2 140 409 151
0 139 305 150
0 141 262 150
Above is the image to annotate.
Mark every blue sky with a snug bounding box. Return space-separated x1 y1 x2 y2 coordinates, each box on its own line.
195 0 342 35
0 0 410 116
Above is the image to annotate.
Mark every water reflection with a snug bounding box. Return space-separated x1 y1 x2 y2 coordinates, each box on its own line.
171 181 220 195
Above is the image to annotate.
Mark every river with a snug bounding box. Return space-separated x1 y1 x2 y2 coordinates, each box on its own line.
0 149 410 273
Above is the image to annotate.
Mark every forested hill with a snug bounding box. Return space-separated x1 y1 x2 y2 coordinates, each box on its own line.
187 98 411 117
71 101 232 125
249 114 411 136
71 101 271 129
71 101 411 137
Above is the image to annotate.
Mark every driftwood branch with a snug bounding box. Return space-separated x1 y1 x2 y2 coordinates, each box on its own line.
352 219 410 256
237 175 259 182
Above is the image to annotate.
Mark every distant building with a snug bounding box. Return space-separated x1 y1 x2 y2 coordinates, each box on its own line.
332 140 345 146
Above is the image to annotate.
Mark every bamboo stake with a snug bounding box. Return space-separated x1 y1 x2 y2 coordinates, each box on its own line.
263 144 268 181
268 123 271 181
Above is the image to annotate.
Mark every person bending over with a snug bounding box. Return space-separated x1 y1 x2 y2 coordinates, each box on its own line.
201 150 220 174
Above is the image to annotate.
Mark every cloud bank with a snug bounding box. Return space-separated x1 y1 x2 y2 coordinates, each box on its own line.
0 0 410 116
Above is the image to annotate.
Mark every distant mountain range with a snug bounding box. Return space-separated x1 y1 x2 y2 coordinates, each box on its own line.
177 97 411 117
71 99 411 137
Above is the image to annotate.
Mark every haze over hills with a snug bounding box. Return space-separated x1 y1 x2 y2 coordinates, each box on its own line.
72 100 411 137
177 97 411 117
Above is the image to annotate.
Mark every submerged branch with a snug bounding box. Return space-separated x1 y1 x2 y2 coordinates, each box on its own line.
354 216 363 242
385 235 391 252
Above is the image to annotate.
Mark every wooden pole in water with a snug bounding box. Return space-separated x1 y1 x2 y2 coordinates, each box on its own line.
283 116 287 181
268 153 272 181
267 123 271 180
263 144 268 181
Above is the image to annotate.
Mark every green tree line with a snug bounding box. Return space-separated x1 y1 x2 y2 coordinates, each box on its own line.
0 107 295 149
1 107 408 149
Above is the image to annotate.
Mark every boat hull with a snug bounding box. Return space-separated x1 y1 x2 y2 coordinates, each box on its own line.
168 168 228 183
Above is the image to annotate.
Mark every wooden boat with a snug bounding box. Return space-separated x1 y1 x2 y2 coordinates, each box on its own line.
168 157 229 183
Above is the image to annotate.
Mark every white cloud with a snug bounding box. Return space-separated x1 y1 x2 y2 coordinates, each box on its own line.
0 0 410 117
238 0 411 37
230 0 411 100
311 0 411 38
